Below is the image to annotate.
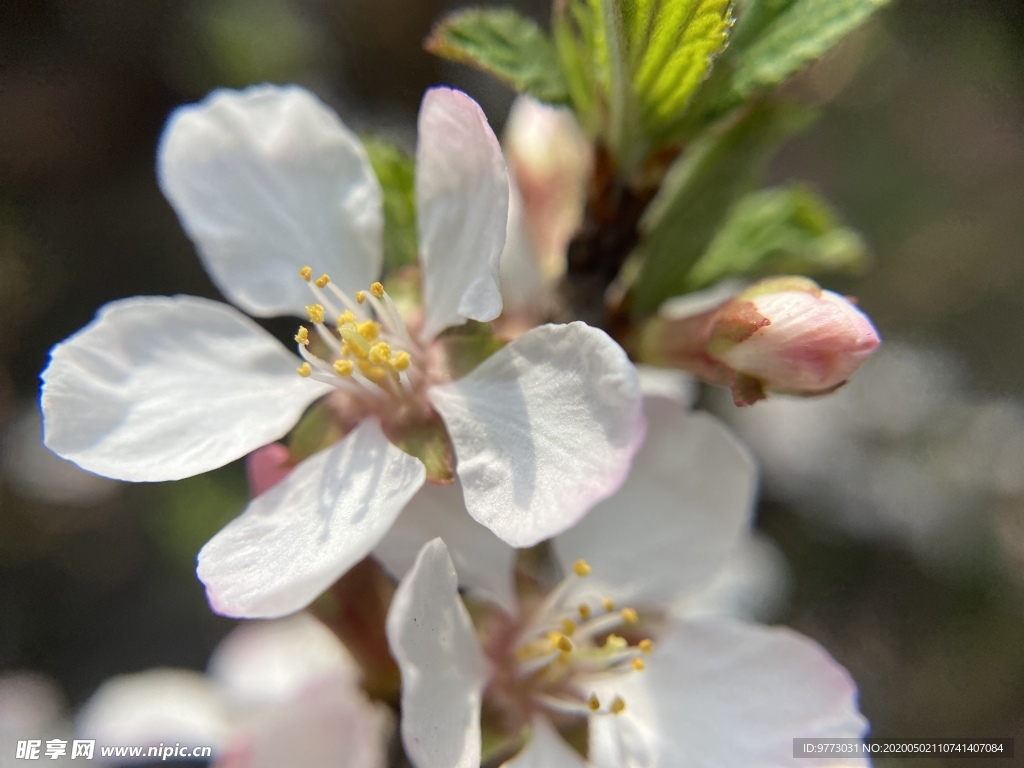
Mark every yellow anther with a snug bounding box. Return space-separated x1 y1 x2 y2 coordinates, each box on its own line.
333 359 354 376
299 266 312 282
355 290 367 304
587 694 601 712
604 634 627 651
631 658 646 672
297 363 312 377
554 634 574 653
621 608 639 625
358 360 388 382
368 342 392 365
306 304 325 324
638 639 654 655
315 274 330 288
358 321 381 341
561 618 576 636
294 326 309 346
610 697 626 715
392 351 412 372
370 282 385 298
573 559 591 577
337 310 357 326
577 603 591 620
602 598 615 612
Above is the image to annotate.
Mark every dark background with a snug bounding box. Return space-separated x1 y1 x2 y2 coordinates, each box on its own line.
1 1 1023 766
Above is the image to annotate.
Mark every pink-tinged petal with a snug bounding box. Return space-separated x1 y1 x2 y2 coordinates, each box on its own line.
158 85 382 318
41 296 330 482
208 614 359 709
375 481 516 612
590 618 869 768
219 671 390 768
76 670 229 756
500 718 588 768
553 398 756 607
429 322 645 548
245 442 293 497
417 87 508 339
386 539 486 768
197 420 425 619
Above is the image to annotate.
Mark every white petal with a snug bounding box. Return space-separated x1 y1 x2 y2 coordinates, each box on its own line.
590 618 869 768
417 87 508 339
500 718 588 768
429 322 645 548
553 398 756 606
386 539 486 768
158 85 382 317
375 481 516 612
208 614 359 708
197 420 425 618
635 364 698 407
225 671 391 768
678 533 793 623
41 296 329 482
76 670 229 754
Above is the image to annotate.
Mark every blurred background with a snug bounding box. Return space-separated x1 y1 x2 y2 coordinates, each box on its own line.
1 0 1022 765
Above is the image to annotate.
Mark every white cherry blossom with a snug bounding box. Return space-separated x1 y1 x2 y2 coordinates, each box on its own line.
386 393 868 767
40 84 645 618
76 614 389 768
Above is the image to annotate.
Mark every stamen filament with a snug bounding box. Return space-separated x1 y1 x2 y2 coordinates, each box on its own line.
325 281 367 319
573 611 629 641
534 693 599 717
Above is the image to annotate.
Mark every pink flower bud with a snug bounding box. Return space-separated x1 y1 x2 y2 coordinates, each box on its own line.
707 277 880 404
503 95 589 278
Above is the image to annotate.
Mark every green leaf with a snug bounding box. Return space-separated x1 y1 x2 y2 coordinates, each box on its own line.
628 0 733 142
717 0 888 113
732 0 888 97
685 183 869 289
426 8 570 104
630 100 812 314
553 0 733 168
362 136 418 273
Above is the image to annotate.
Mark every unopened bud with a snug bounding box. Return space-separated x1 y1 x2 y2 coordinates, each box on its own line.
708 278 880 404
640 277 880 406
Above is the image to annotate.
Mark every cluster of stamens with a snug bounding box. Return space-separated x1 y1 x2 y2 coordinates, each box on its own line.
293 267 419 398
509 559 652 719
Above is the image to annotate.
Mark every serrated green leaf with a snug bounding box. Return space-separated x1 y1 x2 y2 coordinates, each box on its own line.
553 0 733 170
426 8 570 104
676 0 887 136
726 0 798 51
630 100 812 314
731 0 888 97
685 183 869 289
629 0 733 141
362 136 418 273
